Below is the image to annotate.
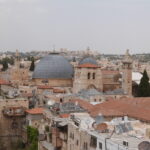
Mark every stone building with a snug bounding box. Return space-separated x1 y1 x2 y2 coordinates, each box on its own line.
0 98 29 150
10 50 29 86
32 50 132 96
67 112 150 150
101 70 121 92
73 57 103 93
26 107 44 128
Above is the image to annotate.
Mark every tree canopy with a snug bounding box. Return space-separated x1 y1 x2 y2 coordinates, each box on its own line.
138 70 150 97
0 57 14 71
27 126 38 150
1 59 8 71
29 57 35 71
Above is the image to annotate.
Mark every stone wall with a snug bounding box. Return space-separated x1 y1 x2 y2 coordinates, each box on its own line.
73 67 103 93
0 99 29 150
33 78 73 87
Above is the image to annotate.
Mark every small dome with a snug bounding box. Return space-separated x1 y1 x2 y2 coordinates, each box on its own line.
138 141 150 150
32 54 74 79
95 123 108 132
79 57 97 65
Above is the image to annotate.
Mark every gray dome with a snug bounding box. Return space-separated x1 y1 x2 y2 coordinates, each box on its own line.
79 57 97 65
32 54 74 79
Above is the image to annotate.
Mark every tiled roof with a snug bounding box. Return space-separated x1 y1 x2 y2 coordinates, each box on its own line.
70 99 94 111
26 108 43 115
53 88 65 93
90 98 150 122
96 123 108 131
59 113 70 118
0 79 11 85
37 85 53 89
78 63 99 68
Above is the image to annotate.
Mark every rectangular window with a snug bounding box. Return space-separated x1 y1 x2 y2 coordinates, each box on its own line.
83 142 88 150
76 140 78 145
99 142 102 149
93 73 95 79
90 136 97 148
88 73 90 79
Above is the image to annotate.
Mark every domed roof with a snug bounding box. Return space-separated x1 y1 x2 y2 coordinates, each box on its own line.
138 141 150 150
79 57 97 65
32 54 74 79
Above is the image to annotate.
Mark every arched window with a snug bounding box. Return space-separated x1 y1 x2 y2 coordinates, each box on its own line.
93 73 95 79
87 73 90 79
60 98 63 103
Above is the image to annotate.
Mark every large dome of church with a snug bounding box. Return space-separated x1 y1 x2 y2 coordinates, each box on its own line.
32 54 74 79
79 57 97 65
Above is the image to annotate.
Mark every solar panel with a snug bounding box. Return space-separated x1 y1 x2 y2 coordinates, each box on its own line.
125 122 133 131
115 122 133 134
115 125 124 134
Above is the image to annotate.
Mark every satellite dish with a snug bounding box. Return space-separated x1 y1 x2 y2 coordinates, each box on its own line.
47 100 55 106
138 141 150 150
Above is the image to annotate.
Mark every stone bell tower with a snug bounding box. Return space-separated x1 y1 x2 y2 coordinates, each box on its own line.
122 50 132 96
11 50 29 86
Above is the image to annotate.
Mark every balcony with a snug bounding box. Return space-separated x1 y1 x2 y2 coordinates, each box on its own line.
3 107 26 117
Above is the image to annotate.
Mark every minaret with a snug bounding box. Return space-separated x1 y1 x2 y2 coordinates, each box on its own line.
122 50 132 95
86 46 90 55
15 49 20 67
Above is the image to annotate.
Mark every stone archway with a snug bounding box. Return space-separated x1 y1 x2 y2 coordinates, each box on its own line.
87 84 97 89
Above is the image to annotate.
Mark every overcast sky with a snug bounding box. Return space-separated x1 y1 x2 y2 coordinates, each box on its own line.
0 0 150 54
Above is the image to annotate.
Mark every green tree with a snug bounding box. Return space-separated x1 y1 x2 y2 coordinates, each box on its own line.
2 59 8 71
45 125 50 132
8 57 15 65
29 57 35 71
27 126 38 150
0 57 15 71
138 70 150 97
4 57 14 65
29 141 38 150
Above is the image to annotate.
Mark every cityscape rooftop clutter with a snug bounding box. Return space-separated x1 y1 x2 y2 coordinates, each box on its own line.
0 49 150 150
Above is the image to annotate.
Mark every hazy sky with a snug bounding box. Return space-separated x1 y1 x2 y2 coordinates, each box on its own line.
0 0 150 54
